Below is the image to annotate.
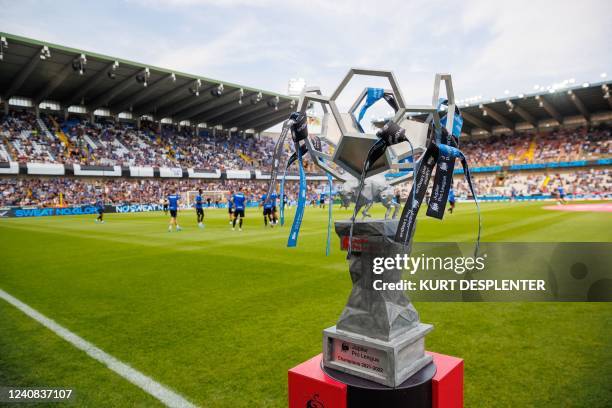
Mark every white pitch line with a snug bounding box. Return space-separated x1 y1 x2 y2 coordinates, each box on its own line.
0 288 197 408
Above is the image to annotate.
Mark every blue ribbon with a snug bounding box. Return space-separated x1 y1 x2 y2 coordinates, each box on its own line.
438 98 464 138
279 167 287 226
438 144 481 256
357 88 385 124
287 141 307 247
325 173 333 256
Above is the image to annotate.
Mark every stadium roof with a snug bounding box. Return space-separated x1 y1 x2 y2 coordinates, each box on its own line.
0 32 296 132
408 80 612 136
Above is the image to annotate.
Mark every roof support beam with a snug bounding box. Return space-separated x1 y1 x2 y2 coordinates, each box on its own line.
231 101 293 129
461 111 491 132
512 104 538 128
3 47 43 99
213 98 282 127
253 109 294 132
479 105 514 129
566 90 590 121
134 80 197 116
113 73 175 113
33 59 75 104
193 92 257 124
66 61 117 107
88 69 146 111
155 85 216 118
176 88 244 122
535 95 563 123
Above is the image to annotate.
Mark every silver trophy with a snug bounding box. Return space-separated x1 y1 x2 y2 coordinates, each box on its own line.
295 68 458 387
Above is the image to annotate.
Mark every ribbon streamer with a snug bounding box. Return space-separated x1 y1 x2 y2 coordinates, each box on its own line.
287 139 307 247
325 171 333 256
357 88 385 124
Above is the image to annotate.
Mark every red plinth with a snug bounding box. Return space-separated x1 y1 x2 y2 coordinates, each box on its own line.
428 351 464 408
288 354 347 408
288 352 463 408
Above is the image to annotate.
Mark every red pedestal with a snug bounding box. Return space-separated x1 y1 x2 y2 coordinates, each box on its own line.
288 352 463 408
428 351 464 408
288 354 347 408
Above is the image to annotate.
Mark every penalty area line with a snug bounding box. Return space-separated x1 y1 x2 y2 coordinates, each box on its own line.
0 288 197 408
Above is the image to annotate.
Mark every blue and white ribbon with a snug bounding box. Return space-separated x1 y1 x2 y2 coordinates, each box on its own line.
325 173 333 256
287 141 307 248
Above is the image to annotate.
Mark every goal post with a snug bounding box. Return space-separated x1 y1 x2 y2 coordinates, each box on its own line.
185 190 230 208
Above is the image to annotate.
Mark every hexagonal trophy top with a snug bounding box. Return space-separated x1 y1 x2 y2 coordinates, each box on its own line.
327 68 407 179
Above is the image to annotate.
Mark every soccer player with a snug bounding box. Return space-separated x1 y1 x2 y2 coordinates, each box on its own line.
195 189 204 228
227 191 234 224
319 191 326 208
448 188 456 214
167 191 182 232
269 190 278 225
232 188 246 231
260 191 273 227
162 196 169 215
94 196 105 223
556 184 566 205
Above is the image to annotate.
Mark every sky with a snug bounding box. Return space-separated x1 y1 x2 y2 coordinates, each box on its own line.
1 0 611 128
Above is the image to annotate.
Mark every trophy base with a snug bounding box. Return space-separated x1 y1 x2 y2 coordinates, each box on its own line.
288 352 464 408
323 323 433 387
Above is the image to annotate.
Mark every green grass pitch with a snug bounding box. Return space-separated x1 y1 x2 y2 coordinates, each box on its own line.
1 201 611 407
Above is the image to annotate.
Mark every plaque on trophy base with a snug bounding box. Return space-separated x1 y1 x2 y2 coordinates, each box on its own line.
323 323 433 387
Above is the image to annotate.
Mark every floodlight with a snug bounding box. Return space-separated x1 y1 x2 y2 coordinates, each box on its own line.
250 92 262 105
210 83 224 97
40 46 51 60
136 67 150 87
0 36 7 61
267 95 279 110
189 79 202 96
72 54 87 75
170 72 176 82
238 88 244 104
106 61 119 79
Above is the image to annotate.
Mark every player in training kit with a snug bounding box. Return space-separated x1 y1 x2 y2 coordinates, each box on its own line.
260 191 274 227
94 196 105 223
319 192 326 208
270 191 278 225
195 189 205 228
232 189 246 231
162 197 168 215
448 188 456 214
167 192 182 232
227 192 234 224
556 185 566 205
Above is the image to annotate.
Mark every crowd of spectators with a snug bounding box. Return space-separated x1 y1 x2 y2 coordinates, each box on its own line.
460 126 610 167
1 109 610 207
451 168 610 198
0 110 289 170
2 110 609 172
1 168 609 207
0 177 320 207
0 110 64 163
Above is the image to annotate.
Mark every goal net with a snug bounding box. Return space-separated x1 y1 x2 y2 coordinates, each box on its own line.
185 190 230 208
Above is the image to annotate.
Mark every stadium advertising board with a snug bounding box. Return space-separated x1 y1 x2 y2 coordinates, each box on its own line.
113 203 164 213
0 205 100 218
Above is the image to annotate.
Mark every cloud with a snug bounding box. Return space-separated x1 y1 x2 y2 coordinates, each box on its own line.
1 0 610 107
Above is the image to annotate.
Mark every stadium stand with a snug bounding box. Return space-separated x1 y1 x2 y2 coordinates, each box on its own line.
0 32 610 212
